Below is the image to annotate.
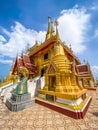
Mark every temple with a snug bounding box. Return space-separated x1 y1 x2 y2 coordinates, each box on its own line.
12 53 37 80
76 63 95 89
0 17 95 119
27 17 94 119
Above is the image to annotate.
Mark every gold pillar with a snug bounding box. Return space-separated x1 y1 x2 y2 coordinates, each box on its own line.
55 72 63 92
61 72 65 86
43 74 48 90
71 74 77 86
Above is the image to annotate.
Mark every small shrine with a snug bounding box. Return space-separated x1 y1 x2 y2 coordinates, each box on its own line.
6 67 35 111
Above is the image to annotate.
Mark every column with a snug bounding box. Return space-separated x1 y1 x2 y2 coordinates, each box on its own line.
43 74 48 90
55 72 63 92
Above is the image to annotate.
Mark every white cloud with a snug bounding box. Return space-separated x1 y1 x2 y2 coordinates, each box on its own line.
58 6 91 54
0 5 91 64
1 28 11 36
91 66 98 79
0 59 12 64
90 3 98 11
90 6 98 11
94 30 98 37
0 22 46 58
0 35 6 42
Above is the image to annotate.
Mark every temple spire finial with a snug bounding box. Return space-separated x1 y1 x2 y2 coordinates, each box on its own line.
12 59 15 66
51 21 55 36
47 16 51 33
45 16 51 40
16 53 18 59
55 19 59 40
21 50 24 57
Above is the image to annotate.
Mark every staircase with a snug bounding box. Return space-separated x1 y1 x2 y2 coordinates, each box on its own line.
0 76 45 103
0 83 17 102
28 76 45 97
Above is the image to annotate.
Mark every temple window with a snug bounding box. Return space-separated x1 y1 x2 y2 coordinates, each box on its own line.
44 53 48 60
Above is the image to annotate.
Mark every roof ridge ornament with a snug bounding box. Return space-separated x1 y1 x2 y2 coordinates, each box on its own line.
51 21 55 36
45 16 51 40
54 19 60 40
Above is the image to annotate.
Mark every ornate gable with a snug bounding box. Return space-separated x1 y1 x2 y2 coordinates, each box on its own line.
46 62 57 74
76 64 89 74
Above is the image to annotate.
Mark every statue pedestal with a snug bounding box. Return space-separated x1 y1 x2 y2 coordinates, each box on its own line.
6 93 35 111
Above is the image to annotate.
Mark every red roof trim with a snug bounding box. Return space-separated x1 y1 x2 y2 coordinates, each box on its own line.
12 54 37 75
77 64 89 73
33 40 56 56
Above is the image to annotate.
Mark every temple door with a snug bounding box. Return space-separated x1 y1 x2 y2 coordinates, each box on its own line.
49 76 56 91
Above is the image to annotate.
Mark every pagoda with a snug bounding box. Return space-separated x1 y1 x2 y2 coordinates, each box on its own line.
27 17 93 119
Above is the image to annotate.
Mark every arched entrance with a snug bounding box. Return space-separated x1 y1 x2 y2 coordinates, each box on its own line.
41 66 48 77
48 75 56 91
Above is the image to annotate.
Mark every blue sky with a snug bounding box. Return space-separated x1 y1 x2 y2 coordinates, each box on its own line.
0 0 98 80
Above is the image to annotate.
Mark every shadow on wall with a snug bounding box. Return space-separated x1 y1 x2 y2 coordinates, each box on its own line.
35 77 41 96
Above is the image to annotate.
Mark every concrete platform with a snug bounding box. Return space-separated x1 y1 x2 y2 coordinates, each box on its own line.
6 93 35 111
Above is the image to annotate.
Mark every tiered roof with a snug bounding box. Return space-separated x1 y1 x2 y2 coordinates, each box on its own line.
12 54 37 76
77 64 89 74
23 54 37 75
76 63 94 80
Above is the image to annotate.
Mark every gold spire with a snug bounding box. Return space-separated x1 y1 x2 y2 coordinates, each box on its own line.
16 53 18 60
51 21 55 36
55 20 60 40
35 40 38 45
47 16 51 34
21 50 24 58
45 16 51 40
12 60 15 69
54 20 63 56
16 53 19 68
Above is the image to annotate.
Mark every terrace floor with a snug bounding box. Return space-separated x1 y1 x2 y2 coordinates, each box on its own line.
0 88 98 130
